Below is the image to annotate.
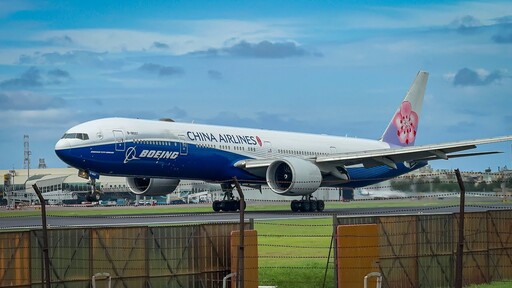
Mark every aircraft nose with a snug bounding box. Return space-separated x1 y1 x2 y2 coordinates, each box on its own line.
55 139 72 162
55 139 70 151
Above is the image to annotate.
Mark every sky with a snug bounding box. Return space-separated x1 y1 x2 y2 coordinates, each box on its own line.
0 0 511 172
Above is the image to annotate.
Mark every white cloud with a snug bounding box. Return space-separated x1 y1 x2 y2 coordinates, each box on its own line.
35 29 191 53
0 108 77 129
156 19 298 42
334 1 512 30
29 19 297 55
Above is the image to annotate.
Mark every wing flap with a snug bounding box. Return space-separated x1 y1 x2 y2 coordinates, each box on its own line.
413 151 502 162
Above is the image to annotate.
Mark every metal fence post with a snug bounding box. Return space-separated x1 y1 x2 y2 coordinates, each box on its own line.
333 214 338 288
32 184 51 288
233 177 245 288
454 169 466 288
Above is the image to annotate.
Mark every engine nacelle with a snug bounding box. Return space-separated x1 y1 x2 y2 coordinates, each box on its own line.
126 177 180 196
266 157 322 196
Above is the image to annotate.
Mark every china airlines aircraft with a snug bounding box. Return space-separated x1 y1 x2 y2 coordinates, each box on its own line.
55 71 512 212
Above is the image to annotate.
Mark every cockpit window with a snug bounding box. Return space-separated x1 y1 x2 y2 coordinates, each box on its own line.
61 133 89 140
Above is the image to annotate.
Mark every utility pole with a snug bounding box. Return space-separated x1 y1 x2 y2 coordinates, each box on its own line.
24 135 31 179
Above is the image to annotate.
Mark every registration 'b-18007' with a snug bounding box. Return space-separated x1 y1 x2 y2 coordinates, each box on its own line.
55 71 512 212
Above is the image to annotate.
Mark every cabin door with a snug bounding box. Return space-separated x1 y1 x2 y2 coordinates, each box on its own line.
113 130 125 151
264 141 272 156
179 135 188 155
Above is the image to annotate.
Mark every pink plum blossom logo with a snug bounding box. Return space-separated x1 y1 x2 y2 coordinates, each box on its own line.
392 101 418 145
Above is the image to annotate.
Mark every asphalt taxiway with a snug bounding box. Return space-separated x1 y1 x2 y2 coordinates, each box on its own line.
1 204 511 230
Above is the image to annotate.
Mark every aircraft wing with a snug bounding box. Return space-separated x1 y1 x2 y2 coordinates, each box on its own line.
235 136 512 172
315 135 512 169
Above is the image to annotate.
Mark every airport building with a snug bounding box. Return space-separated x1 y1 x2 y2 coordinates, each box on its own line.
0 167 230 205
1 168 130 205
1 167 346 206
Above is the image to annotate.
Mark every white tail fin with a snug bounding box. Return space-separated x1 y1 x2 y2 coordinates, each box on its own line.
381 71 429 147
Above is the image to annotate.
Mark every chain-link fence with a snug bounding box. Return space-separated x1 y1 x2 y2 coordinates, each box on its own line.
0 222 252 287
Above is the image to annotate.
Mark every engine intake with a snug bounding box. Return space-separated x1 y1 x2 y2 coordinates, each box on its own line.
126 177 180 196
266 157 322 196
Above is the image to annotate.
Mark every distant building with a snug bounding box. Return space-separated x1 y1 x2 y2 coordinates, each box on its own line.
0 168 129 205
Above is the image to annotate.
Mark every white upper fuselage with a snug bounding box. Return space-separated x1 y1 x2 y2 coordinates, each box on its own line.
56 117 391 160
55 117 394 186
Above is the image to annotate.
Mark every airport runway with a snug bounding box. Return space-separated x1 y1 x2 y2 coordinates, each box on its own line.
1 204 511 230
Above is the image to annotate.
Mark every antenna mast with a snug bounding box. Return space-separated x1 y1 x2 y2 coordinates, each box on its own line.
23 135 31 178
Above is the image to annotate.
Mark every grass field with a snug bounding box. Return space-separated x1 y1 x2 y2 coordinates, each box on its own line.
469 281 512 288
255 218 334 288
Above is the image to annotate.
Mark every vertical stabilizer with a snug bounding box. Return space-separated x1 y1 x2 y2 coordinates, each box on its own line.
381 71 429 147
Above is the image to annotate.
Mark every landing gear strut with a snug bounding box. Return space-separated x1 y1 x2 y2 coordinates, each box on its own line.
212 183 246 212
291 195 325 212
85 177 101 202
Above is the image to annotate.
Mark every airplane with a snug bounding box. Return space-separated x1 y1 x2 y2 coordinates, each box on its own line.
55 71 512 212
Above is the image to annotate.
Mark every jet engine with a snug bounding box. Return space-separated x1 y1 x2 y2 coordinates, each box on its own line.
266 157 322 196
126 177 180 196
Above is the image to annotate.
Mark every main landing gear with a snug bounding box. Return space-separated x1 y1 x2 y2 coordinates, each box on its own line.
290 195 325 212
212 183 246 212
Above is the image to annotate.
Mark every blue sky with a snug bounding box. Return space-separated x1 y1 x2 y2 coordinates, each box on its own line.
0 0 511 172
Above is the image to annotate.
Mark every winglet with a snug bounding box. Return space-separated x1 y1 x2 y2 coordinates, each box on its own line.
381 71 429 147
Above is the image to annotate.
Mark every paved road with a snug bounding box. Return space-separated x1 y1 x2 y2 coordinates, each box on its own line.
1 204 510 230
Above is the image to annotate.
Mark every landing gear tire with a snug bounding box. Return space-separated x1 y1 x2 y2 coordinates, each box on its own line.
316 200 325 212
219 201 228 212
299 200 311 212
291 196 324 213
310 200 318 212
86 192 100 202
213 183 247 212
226 200 237 212
213 199 245 212
291 200 300 212
212 200 222 212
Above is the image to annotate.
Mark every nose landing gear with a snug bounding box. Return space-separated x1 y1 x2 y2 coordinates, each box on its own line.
85 177 101 202
291 195 325 212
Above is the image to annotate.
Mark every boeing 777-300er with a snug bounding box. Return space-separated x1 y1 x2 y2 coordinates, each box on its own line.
55 71 512 212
